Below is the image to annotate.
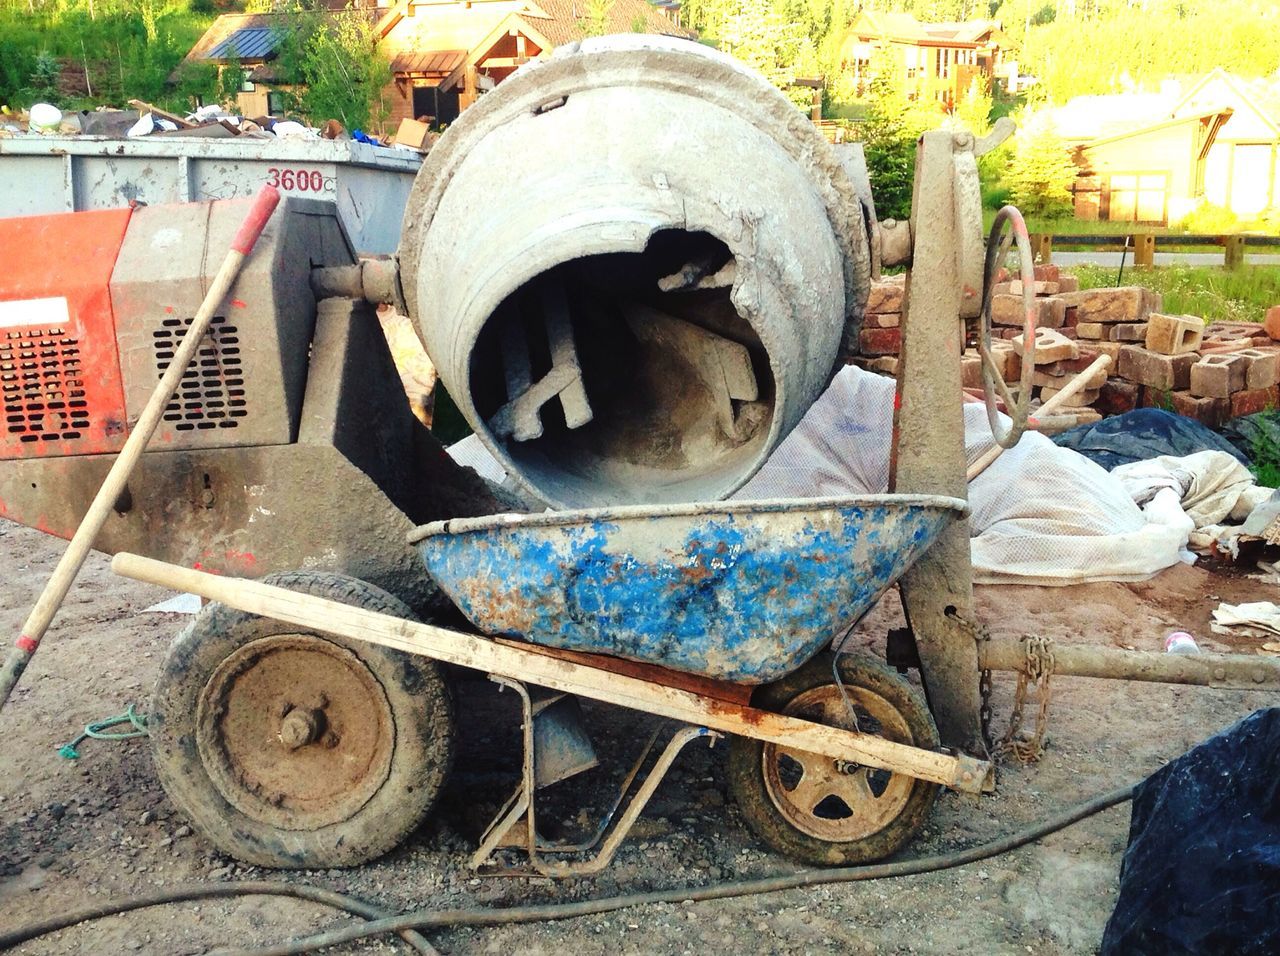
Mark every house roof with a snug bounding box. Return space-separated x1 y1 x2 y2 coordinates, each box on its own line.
377 0 691 53
1051 92 1182 141
1080 108 1231 152
847 11 1003 48
522 0 693 46
207 26 281 61
389 49 467 76
1174 67 1280 137
185 14 292 64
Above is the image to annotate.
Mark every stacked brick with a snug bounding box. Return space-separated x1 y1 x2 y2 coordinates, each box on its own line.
851 271 1280 430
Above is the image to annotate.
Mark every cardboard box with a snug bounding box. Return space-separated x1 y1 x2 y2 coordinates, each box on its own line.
394 118 432 152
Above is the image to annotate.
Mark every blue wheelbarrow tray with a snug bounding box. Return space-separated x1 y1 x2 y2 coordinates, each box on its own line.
409 494 968 685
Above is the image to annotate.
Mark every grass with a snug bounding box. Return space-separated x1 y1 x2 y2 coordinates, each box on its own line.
1073 265 1280 324
0 9 217 114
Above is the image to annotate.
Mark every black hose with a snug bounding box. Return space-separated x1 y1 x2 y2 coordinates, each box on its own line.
0 880 437 955
219 782 1137 956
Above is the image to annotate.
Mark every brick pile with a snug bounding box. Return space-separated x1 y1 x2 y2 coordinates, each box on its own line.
853 271 1280 430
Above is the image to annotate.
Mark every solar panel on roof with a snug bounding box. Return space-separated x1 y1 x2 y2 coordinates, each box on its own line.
206 27 281 60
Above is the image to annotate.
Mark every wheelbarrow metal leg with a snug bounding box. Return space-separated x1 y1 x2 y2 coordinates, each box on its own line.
472 675 716 878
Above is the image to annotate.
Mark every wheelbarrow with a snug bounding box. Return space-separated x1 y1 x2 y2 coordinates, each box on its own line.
113 492 990 877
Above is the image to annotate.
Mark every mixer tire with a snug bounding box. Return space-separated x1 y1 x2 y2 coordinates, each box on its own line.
727 653 939 866
149 571 455 868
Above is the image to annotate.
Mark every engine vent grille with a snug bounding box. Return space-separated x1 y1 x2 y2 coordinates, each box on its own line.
1 326 90 443
154 315 247 431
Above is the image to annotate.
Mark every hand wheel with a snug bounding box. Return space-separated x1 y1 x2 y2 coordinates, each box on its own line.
977 205 1038 449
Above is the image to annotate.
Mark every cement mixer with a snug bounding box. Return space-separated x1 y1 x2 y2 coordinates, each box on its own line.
397 37 870 507
26 37 1267 881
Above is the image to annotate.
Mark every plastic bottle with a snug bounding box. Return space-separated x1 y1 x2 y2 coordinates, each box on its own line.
1164 631 1200 654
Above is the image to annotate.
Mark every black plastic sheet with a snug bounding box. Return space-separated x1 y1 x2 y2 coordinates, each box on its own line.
1053 409 1249 471
1102 708 1280 955
1221 412 1280 465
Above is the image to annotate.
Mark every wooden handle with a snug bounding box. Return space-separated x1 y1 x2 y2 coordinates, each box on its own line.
966 354 1111 482
0 188 282 712
231 184 280 255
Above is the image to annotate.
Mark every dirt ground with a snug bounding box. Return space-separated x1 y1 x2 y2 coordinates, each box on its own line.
0 515 1276 955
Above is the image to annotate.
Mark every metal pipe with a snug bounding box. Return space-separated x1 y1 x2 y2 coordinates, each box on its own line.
979 637 1280 690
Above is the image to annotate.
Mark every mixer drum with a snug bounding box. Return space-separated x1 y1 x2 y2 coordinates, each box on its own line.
399 35 870 507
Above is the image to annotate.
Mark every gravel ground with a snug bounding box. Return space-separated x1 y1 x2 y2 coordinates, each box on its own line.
1 516 1275 954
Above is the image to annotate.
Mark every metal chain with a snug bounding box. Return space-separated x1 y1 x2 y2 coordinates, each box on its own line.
943 609 997 757
995 635 1056 764
978 665 995 755
942 612 1057 763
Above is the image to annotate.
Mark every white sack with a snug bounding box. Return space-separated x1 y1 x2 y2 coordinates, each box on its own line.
1111 451 1260 527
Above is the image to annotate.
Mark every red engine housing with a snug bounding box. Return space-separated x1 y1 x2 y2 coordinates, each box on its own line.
0 208 133 458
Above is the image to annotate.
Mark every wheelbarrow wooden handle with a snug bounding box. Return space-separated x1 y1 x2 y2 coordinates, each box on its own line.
966 354 1111 482
0 186 281 713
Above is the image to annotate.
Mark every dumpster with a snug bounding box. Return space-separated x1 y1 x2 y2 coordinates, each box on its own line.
0 135 421 255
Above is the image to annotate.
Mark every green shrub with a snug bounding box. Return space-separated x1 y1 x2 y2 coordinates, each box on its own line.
1005 119 1076 218
1180 202 1241 235
26 50 60 105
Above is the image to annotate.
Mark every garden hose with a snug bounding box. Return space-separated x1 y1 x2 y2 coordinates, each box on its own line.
0 881 437 955
0 782 1137 955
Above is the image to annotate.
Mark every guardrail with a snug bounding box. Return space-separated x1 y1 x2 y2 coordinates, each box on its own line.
1028 232 1280 268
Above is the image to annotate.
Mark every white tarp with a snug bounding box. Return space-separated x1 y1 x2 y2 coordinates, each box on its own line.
449 365 1193 585
731 366 1190 585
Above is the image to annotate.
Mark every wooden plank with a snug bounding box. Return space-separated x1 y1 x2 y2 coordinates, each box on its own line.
112 553 989 792
127 99 195 129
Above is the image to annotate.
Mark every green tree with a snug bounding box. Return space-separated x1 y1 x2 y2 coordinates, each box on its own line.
719 0 816 109
578 0 613 37
216 50 244 109
1005 116 1077 217
25 49 59 105
297 10 391 130
854 45 943 220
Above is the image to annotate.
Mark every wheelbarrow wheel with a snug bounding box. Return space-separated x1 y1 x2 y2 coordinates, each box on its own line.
149 571 455 868
727 652 940 866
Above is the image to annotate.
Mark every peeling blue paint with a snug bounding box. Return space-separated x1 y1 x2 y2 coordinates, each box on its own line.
413 496 965 684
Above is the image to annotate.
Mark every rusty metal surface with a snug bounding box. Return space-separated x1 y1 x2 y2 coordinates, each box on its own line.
762 683 916 842
412 495 967 683
196 633 395 830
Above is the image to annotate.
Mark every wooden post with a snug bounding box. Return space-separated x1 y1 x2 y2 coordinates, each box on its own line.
1132 231 1155 268
891 130 984 752
1225 234 1245 269
1029 232 1053 263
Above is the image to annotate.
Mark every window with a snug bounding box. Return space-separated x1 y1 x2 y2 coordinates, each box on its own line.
1108 173 1168 224
267 90 285 115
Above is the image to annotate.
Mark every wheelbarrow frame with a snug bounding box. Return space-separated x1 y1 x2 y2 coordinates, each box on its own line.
111 551 992 796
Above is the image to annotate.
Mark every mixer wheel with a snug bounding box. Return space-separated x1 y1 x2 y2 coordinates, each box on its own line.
149 571 455 868
727 653 939 865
